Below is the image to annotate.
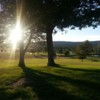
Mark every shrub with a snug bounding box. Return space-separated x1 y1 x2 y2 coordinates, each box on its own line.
64 50 70 57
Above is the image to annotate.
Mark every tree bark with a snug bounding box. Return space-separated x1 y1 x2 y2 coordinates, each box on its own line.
18 41 25 67
18 32 32 67
46 29 55 66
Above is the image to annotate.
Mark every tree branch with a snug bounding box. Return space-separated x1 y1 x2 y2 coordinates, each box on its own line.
24 31 33 52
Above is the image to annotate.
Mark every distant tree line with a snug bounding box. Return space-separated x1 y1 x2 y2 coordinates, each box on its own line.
28 40 100 55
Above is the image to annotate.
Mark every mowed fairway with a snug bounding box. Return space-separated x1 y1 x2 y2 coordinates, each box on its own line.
0 57 100 100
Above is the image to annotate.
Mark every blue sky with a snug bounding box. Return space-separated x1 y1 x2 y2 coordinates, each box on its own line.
53 26 100 42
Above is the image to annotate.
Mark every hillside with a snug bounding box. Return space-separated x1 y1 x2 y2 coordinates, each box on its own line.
53 41 100 47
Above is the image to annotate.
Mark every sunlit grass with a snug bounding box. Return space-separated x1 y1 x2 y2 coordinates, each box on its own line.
0 57 100 100
55 58 100 69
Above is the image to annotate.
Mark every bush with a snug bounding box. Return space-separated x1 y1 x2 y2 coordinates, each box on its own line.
78 54 86 62
64 50 70 57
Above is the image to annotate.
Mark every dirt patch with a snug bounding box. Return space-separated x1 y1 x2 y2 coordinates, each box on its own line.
12 77 30 88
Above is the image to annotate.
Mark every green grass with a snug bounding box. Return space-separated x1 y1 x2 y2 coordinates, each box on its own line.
0 58 100 100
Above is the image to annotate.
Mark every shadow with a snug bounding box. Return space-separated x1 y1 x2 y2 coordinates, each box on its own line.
1 66 100 100
55 66 100 82
21 66 100 100
0 88 11 100
59 67 100 72
21 67 84 100
50 63 61 67
0 87 30 100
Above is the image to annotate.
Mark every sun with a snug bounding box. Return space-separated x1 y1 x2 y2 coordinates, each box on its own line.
9 22 22 49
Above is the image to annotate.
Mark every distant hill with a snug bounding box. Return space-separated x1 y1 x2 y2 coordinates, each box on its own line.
53 41 100 47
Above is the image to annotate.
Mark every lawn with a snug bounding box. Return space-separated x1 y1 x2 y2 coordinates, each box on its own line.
0 57 100 100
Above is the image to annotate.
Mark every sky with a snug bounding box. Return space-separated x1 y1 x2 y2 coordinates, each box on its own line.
53 26 100 42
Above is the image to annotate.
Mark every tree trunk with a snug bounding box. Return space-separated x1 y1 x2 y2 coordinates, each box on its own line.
18 32 32 67
46 29 55 66
18 41 25 67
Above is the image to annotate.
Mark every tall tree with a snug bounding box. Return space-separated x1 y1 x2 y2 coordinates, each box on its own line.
16 0 47 67
76 40 93 61
0 0 45 67
24 0 100 66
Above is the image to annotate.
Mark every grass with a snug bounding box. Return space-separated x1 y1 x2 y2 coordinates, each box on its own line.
0 57 100 100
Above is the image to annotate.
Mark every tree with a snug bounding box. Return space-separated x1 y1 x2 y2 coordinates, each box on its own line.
24 0 100 66
29 40 46 53
76 40 93 61
93 42 100 55
0 0 29 67
16 0 47 67
0 0 16 43
0 0 46 67
64 50 70 57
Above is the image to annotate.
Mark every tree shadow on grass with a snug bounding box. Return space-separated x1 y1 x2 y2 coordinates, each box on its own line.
59 66 100 73
1 65 100 100
55 66 100 86
22 66 100 100
55 66 100 98
21 66 85 100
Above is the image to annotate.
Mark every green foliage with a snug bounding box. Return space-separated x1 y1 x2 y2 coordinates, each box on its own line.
76 40 93 61
64 50 70 57
25 0 100 31
78 54 86 62
29 41 47 53
93 44 100 55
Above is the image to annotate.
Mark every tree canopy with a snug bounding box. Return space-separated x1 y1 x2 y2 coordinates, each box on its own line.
0 0 16 43
76 40 93 55
24 0 100 31
76 40 94 61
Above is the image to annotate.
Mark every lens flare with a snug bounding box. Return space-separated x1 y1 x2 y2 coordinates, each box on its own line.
9 21 22 50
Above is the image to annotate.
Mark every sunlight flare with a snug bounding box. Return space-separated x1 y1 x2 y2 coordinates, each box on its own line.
9 21 22 50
